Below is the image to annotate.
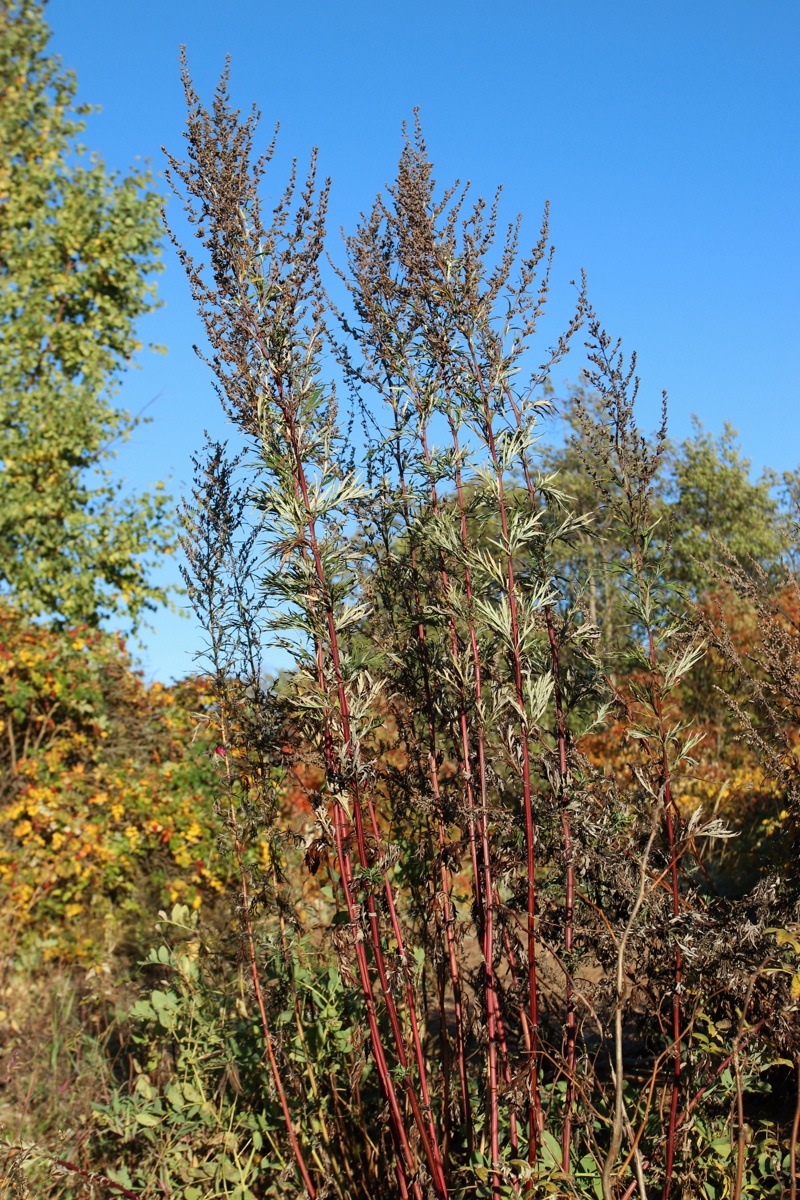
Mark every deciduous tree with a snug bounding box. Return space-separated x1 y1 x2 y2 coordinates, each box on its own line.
0 0 174 630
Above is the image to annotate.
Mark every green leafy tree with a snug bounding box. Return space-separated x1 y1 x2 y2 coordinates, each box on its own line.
542 379 640 650
0 0 174 630
663 417 782 593
545 388 786 623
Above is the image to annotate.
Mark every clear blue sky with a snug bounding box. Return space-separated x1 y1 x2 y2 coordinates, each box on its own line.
46 0 799 683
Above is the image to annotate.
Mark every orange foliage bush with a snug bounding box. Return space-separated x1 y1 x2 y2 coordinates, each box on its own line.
0 603 228 959
579 584 799 893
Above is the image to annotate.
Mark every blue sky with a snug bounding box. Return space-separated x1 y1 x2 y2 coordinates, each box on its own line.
46 0 799 682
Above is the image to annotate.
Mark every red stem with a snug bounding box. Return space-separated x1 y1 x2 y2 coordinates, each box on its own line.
218 709 317 1197
285 413 448 1198
50 1160 141 1200
544 606 576 1171
503 379 576 1170
478 386 543 1167
445 416 505 1197
256 364 428 1195
388 396 475 1150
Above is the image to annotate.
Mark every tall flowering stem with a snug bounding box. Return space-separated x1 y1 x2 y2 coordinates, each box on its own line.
164 68 773 1200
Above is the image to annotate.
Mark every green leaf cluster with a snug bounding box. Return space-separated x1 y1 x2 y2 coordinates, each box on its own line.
91 908 366 1199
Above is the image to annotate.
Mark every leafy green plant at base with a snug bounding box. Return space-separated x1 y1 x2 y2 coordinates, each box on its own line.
92 906 276 1199
86 904 393 1199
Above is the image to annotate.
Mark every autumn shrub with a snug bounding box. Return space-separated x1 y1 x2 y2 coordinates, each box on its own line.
0 601 226 962
579 583 799 900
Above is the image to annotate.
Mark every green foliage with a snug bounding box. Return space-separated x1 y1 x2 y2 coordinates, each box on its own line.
541 381 634 650
91 907 278 1199
544 386 789 638
0 0 174 630
663 418 782 594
